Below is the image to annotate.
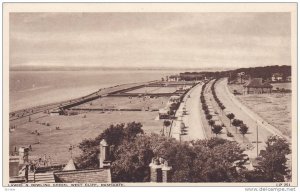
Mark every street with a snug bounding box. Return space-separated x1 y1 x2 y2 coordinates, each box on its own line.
171 83 207 141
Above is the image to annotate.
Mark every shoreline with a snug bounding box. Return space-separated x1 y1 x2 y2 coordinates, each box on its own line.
9 80 158 122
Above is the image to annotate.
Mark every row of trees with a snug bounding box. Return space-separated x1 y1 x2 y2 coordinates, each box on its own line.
210 78 249 141
211 79 226 111
76 122 291 182
200 80 223 137
228 65 291 82
226 113 249 142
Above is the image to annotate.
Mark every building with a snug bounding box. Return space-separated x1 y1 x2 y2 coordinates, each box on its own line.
168 95 181 104
243 78 273 94
237 72 246 83
286 76 292 82
10 140 112 183
271 73 283 82
50 109 63 116
158 108 170 119
9 141 173 184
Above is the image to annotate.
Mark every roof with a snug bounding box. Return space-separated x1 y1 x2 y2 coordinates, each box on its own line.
54 168 111 183
159 108 169 114
63 159 77 171
50 109 62 113
169 95 181 100
272 73 283 77
243 78 273 88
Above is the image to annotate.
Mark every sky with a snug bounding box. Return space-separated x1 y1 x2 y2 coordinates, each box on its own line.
10 12 291 69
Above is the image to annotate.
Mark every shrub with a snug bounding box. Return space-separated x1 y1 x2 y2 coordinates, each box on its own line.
206 114 212 120
227 131 233 137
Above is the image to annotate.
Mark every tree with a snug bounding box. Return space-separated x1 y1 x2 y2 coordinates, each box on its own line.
208 120 215 134
232 119 243 133
255 136 291 182
239 124 248 142
163 120 171 136
204 109 209 115
220 104 226 111
112 134 248 182
170 102 180 112
96 123 126 146
191 138 248 182
111 135 154 182
226 113 235 126
206 114 212 120
76 122 143 169
124 122 144 141
208 119 215 128
212 125 223 137
77 123 251 182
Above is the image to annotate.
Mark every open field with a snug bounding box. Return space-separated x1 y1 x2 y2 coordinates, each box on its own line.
271 83 292 90
9 111 163 164
228 83 291 138
73 96 169 110
235 94 291 138
126 86 178 94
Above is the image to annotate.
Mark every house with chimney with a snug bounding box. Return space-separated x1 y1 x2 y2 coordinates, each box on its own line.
9 139 112 183
9 140 173 184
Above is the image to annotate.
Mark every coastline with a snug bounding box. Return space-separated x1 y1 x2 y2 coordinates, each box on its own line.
9 80 158 122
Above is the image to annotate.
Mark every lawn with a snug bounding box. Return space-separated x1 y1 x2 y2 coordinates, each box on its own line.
9 110 164 165
73 96 168 110
271 83 292 91
235 94 291 138
126 86 178 94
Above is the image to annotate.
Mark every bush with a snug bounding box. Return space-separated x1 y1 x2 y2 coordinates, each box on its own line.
227 131 233 137
206 114 212 120
204 109 209 115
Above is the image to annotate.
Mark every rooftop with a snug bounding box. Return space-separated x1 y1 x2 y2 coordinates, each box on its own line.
243 78 273 88
54 168 111 183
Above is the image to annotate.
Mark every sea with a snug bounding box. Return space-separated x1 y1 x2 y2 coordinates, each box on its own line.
9 70 176 112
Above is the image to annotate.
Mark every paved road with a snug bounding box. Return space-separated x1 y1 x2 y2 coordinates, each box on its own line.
172 83 207 141
215 78 286 158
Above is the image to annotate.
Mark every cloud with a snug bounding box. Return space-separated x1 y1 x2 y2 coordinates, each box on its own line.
9 12 291 68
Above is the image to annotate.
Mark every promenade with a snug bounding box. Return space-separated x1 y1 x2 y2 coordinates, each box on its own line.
171 83 207 141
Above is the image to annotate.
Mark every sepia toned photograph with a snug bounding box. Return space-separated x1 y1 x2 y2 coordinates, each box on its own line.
3 2 297 188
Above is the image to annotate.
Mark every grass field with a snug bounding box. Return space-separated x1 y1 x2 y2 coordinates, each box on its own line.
74 96 168 110
271 83 292 90
9 111 164 164
228 84 291 138
126 86 178 94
